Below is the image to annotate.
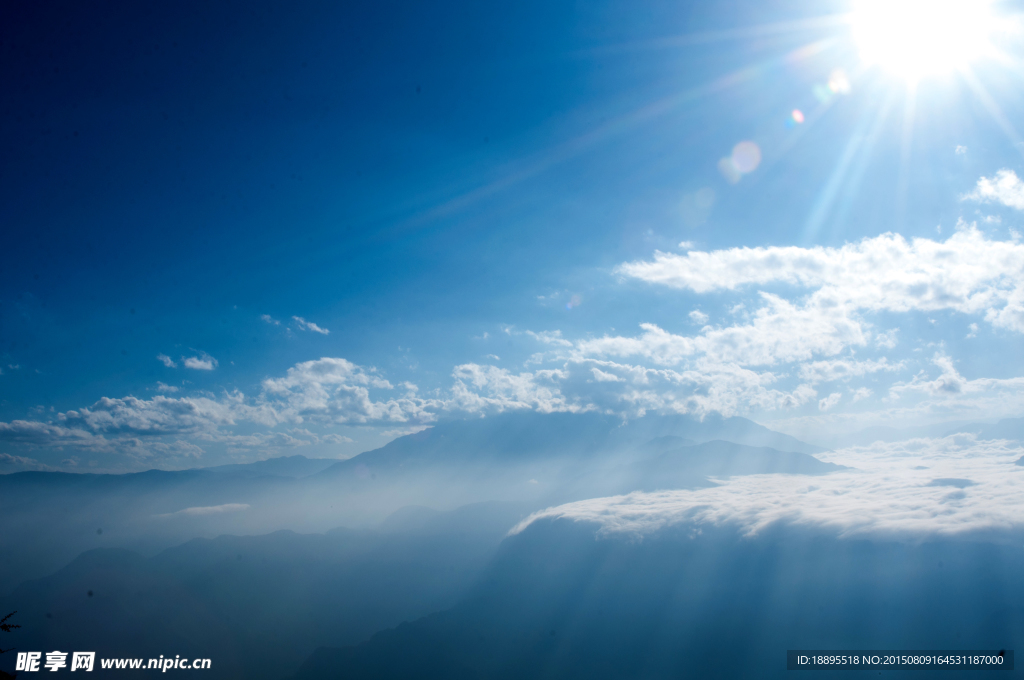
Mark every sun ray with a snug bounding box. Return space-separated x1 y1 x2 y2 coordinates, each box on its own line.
894 82 918 231
958 66 1024 156
802 85 897 243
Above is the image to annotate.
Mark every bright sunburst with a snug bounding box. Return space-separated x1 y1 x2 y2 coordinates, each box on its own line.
851 0 999 79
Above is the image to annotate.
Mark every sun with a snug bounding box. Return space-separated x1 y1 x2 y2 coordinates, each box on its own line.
851 0 998 80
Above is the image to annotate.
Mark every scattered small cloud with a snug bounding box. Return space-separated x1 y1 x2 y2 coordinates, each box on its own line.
688 310 709 325
155 382 179 393
261 314 281 325
875 329 899 349
319 433 354 444
156 354 177 368
964 169 1024 210
485 354 501 361
850 387 873 402
183 352 217 371
293 316 330 335
966 323 978 339
818 392 842 411
955 145 967 155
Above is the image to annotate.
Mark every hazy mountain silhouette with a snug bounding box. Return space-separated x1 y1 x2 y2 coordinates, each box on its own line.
293 517 1024 680
0 412 824 588
0 502 529 680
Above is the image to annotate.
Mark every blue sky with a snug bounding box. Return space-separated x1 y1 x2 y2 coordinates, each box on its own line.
3 0 1024 471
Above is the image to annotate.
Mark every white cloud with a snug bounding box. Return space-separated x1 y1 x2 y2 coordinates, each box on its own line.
525 330 573 347
818 392 842 411
767 355 1024 443
59 394 246 435
449 364 583 415
617 227 1024 333
262 357 437 424
0 420 102 448
183 353 217 370
320 433 354 444
451 358 817 420
966 323 978 339
511 434 1024 539
578 295 867 367
157 354 177 368
155 382 178 393
591 367 622 382
964 169 1024 210
261 314 281 325
0 356 442 462
293 316 330 335
688 309 709 325
850 387 873 403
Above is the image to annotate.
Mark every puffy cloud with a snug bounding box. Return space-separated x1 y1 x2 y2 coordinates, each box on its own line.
155 382 179 393
58 394 243 435
262 357 437 424
0 356 441 463
964 169 1024 210
688 309 709 325
156 354 177 368
293 316 330 335
512 434 1024 538
617 227 1024 332
183 352 217 370
449 364 583 415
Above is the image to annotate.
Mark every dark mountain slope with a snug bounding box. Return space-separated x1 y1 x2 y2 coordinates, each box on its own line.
294 518 1024 680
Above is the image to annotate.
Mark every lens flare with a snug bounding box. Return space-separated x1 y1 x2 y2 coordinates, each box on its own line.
718 141 762 184
731 141 761 174
791 109 805 124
